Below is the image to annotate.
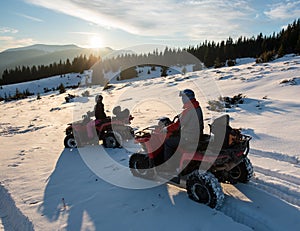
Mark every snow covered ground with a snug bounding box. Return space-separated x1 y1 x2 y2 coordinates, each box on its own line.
0 70 92 99
0 54 300 230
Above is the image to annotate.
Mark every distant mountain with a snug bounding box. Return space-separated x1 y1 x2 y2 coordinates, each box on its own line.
3 44 80 53
0 44 113 77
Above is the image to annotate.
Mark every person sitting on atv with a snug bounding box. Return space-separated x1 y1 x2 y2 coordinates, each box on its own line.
112 106 130 119
163 89 204 171
86 95 107 139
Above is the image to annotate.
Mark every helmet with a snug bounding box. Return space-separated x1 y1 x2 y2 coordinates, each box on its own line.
112 106 121 115
95 94 103 102
179 89 195 100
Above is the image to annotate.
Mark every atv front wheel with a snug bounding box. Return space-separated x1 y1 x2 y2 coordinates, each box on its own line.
228 157 253 184
64 134 77 148
129 153 154 179
103 131 121 148
186 171 224 209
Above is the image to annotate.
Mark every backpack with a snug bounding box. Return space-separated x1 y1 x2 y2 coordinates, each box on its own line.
228 128 242 146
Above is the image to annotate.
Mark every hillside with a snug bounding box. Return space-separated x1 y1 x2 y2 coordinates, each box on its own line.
0 54 300 230
0 65 192 99
4 44 80 53
0 44 113 77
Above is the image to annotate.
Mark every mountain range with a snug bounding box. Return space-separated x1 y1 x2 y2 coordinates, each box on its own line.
0 44 113 77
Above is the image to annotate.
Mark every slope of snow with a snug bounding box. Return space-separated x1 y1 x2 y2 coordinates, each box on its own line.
0 71 92 98
1 54 300 230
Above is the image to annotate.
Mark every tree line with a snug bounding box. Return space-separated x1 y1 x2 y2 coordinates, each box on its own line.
187 19 300 67
1 19 300 86
0 54 100 85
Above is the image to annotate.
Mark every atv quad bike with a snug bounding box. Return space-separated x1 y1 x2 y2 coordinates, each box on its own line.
64 106 134 148
129 115 253 209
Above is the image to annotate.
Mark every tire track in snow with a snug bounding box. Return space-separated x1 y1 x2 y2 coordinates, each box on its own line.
250 178 300 208
251 167 300 208
249 145 300 208
221 185 271 231
221 178 300 231
248 149 300 207
251 149 299 166
254 166 300 187
220 150 300 230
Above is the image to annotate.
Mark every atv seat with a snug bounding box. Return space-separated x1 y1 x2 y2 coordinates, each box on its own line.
181 134 210 152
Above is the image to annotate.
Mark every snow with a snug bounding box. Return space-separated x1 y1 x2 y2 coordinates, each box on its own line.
1 54 300 230
104 64 194 84
0 72 92 98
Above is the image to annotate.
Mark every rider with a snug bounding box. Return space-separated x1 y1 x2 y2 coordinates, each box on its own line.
163 89 204 171
87 95 107 140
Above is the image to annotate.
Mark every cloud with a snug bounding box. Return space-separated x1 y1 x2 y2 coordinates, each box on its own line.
25 0 256 41
264 1 300 20
0 27 35 52
0 27 18 34
0 25 37 52
0 36 36 52
16 13 44 22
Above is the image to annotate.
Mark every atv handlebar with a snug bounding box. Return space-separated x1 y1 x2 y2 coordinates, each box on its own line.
135 125 158 137
134 115 178 139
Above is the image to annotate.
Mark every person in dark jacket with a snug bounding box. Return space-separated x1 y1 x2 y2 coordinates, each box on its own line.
87 95 107 139
163 89 204 171
93 95 107 120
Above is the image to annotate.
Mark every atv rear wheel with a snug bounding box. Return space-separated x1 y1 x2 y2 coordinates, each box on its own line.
103 131 121 148
227 157 253 184
129 153 154 179
186 171 224 209
64 134 77 148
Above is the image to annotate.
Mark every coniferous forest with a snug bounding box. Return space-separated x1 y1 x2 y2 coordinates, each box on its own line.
1 19 300 86
187 19 300 67
0 54 100 85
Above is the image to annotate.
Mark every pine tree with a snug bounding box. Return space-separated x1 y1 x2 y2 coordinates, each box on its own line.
296 35 300 54
278 44 285 57
58 83 66 94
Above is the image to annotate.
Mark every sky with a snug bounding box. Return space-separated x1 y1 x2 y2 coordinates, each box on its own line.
0 0 300 52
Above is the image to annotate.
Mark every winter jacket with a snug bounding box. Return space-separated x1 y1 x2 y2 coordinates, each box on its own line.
94 101 107 120
167 98 204 142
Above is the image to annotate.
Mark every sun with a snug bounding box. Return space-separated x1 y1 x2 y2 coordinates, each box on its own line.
88 36 103 48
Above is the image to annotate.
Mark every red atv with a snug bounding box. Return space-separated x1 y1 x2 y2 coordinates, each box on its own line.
64 107 134 148
129 114 253 209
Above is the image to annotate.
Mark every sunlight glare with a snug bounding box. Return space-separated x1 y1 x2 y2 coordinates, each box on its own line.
89 36 103 48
